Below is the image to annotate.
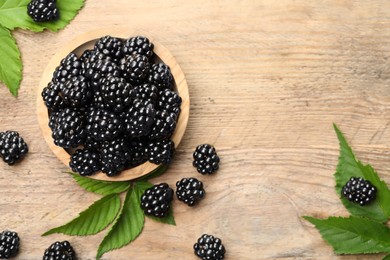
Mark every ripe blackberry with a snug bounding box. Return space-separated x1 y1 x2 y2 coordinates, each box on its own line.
342 177 377 206
27 0 59 23
130 83 159 104
86 108 123 141
127 139 147 168
100 138 130 177
41 81 65 111
0 230 20 259
157 89 182 119
51 108 86 148
194 234 225 260
149 110 176 140
53 53 82 83
69 148 101 176
145 139 175 165
148 63 174 90
193 144 220 174
63 76 93 108
120 54 150 84
122 99 156 138
0 131 28 165
100 75 132 113
176 178 205 206
83 54 120 89
94 36 124 61
43 241 76 260
122 36 154 59
140 183 174 218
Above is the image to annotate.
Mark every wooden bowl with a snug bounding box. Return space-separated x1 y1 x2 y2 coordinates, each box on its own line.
37 28 189 181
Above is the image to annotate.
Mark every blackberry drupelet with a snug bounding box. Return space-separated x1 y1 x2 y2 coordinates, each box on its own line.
41 81 65 111
148 110 176 140
43 241 76 260
342 177 377 206
0 230 20 259
130 83 158 104
100 74 132 113
86 108 123 141
27 0 59 23
193 144 220 174
194 234 225 260
140 183 174 218
148 63 174 90
145 139 175 165
51 108 86 148
63 76 93 108
122 99 156 138
122 36 154 59
100 138 130 177
53 53 82 83
83 55 120 89
157 89 182 119
94 36 123 61
176 177 205 206
0 131 28 165
119 54 150 84
69 148 101 176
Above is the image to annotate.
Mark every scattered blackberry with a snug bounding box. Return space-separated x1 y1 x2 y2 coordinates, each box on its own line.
130 83 158 104
63 76 93 108
94 36 123 61
0 131 28 165
51 108 86 148
53 53 82 83
157 89 182 119
122 99 156 138
176 178 205 206
122 36 154 59
148 63 174 90
193 144 220 174
140 183 173 218
27 0 59 23
43 241 76 260
100 138 130 176
41 81 65 111
145 139 175 165
100 75 132 113
127 139 147 168
120 54 150 84
342 177 377 206
0 230 20 259
86 108 123 141
194 234 225 260
149 110 176 140
69 148 101 176
83 55 120 89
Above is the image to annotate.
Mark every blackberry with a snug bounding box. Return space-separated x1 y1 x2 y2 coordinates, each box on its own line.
69 148 101 176
176 177 205 206
140 183 173 218
0 131 28 165
194 234 225 260
43 241 76 260
0 230 20 259
149 110 176 140
100 138 130 176
193 144 220 174
157 89 182 119
83 54 120 89
130 83 158 104
119 54 150 84
53 53 82 83
27 0 59 23
127 139 147 168
63 76 93 108
148 63 174 90
342 177 377 206
51 108 86 148
145 139 175 165
122 36 154 59
94 36 124 61
86 108 123 141
122 99 156 138
100 75 132 113
41 81 65 111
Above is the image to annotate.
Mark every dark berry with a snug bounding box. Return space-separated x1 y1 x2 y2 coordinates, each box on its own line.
41 81 65 111
193 144 220 174
69 148 101 176
122 36 154 59
94 36 123 61
148 63 174 90
51 108 86 148
176 178 205 206
27 0 59 23
100 138 130 177
148 110 176 140
342 177 377 206
140 183 173 218
122 99 156 138
0 230 20 259
53 53 82 83
194 234 225 260
63 76 93 108
0 131 28 165
100 74 132 113
86 108 123 141
119 54 150 84
145 139 175 165
43 240 76 260
157 89 181 119
130 83 158 104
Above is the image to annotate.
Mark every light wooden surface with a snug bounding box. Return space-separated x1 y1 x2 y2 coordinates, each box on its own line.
1 0 390 259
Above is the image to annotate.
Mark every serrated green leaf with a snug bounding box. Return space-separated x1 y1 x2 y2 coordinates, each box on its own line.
96 186 145 259
43 193 121 236
0 0 84 32
304 215 390 254
70 172 131 195
136 165 169 182
333 124 390 222
0 25 21 96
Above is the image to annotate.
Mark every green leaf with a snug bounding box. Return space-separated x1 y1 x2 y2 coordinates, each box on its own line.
304 215 390 254
136 164 169 182
70 172 131 196
43 193 120 236
0 0 85 32
333 124 390 222
0 25 21 96
96 185 145 259
383 254 390 260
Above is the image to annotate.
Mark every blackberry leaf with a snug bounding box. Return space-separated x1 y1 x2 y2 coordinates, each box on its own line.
70 172 130 195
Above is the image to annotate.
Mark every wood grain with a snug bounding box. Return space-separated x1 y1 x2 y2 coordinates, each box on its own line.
1 0 390 259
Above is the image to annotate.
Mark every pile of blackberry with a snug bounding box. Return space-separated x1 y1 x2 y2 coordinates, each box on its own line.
42 35 181 177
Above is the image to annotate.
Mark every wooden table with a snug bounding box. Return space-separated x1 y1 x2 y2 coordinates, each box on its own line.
1 0 390 259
